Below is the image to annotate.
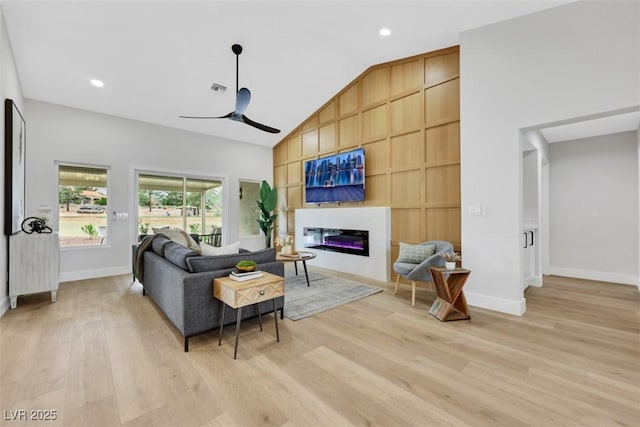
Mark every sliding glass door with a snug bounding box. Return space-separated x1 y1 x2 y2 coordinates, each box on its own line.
137 173 223 245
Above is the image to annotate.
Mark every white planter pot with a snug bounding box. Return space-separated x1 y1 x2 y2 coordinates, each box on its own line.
445 261 456 270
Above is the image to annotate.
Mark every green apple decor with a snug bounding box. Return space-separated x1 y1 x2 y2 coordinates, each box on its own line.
256 180 278 248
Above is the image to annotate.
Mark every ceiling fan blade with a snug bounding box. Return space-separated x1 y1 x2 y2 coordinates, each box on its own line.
179 112 233 119
235 88 251 116
241 115 281 134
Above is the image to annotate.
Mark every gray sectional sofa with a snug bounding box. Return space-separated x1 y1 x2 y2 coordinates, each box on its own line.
135 234 284 351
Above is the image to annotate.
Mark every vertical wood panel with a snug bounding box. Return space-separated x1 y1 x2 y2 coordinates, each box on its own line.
302 129 318 157
425 78 460 125
391 131 422 169
274 143 287 165
277 188 287 209
361 68 389 107
362 139 387 173
362 105 387 141
339 84 359 115
426 208 461 246
391 60 423 95
287 135 302 160
274 165 287 188
287 162 301 185
339 115 359 147
426 122 460 164
390 170 421 204
302 115 318 131
287 186 302 210
392 208 423 242
319 100 337 124
425 165 460 205
319 123 337 152
425 52 460 87
363 173 387 206
390 92 421 133
287 211 296 235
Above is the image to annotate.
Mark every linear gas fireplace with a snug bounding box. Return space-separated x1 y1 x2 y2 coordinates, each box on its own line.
303 227 369 257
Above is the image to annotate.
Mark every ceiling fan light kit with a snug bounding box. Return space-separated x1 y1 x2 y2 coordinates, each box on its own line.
180 44 280 134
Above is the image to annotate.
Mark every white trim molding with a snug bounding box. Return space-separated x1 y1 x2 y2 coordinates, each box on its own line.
60 265 131 283
0 298 10 317
465 291 526 316
549 266 638 286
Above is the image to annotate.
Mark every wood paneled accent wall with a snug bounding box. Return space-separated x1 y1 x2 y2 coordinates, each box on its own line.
273 46 460 277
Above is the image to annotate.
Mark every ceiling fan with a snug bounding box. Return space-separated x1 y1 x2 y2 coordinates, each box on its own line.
179 44 280 134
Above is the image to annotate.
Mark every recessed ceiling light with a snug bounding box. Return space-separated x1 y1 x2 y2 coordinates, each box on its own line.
90 79 104 88
379 28 391 37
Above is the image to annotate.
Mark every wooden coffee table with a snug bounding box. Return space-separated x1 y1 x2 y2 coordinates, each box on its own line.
276 251 316 286
428 267 471 321
213 272 284 359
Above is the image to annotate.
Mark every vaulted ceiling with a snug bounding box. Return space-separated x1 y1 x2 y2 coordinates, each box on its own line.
1 0 573 147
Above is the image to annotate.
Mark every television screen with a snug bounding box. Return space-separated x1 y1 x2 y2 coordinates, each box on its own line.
304 148 365 204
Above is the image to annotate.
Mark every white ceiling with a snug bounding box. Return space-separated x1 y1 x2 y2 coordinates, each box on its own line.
1 0 573 147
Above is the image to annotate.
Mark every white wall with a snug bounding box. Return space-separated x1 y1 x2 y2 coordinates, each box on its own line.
460 1 640 314
0 8 24 315
549 132 638 284
25 100 273 282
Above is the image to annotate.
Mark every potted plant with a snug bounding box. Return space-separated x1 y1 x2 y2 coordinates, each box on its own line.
139 221 150 242
256 180 277 248
440 251 461 270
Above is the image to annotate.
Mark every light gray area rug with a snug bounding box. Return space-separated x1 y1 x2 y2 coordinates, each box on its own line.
283 268 383 320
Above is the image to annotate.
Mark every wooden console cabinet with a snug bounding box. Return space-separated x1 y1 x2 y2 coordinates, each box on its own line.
9 232 60 309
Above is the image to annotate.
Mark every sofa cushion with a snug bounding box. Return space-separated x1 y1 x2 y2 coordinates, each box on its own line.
151 235 172 257
186 248 276 273
200 241 240 256
155 228 200 252
163 241 200 270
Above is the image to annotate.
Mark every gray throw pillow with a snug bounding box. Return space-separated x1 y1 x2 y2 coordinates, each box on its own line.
397 242 435 264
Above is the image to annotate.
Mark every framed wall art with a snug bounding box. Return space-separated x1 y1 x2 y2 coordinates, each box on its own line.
4 98 26 235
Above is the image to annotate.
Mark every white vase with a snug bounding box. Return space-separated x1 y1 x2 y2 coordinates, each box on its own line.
445 261 456 270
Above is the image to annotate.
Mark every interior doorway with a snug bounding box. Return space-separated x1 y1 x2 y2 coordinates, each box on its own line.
522 108 639 291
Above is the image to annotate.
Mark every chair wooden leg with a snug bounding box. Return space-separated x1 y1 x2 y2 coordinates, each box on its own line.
394 275 401 294
411 281 416 307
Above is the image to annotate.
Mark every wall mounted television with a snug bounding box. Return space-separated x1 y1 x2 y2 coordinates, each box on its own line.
304 147 365 204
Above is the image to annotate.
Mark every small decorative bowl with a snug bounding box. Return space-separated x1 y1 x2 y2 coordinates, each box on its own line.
235 261 257 272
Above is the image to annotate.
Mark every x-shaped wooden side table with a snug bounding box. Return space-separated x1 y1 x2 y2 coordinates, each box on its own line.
428 267 471 321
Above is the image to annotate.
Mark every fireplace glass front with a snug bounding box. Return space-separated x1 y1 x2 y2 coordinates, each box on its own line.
302 227 369 257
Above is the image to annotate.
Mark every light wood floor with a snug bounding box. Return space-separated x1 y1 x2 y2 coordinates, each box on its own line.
1 268 638 427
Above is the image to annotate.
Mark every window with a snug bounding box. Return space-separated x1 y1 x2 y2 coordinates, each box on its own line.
137 173 223 245
239 180 260 237
58 164 109 247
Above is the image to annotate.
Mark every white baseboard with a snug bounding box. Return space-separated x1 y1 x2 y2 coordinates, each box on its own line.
0 297 9 317
60 265 131 283
526 276 543 287
549 266 639 286
465 291 526 316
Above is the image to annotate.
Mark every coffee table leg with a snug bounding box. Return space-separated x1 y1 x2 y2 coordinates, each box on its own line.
273 298 280 342
218 303 226 346
303 260 310 286
233 307 243 359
